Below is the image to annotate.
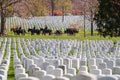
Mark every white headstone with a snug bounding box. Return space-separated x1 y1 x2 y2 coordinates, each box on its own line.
88 58 96 66
67 68 76 75
96 58 103 66
52 68 63 77
90 69 102 75
76 71 96 80
98 62 107 70
71 59 79 69
115 59 120 67
63 74 73 80
89 65 98 72
63 58 71 69
47 65 55 74
53 77 70 80
80 59 87 67
18 77 39 80
97 75 119 80
59 58 63 65
15 73 28 80
32 67 41 76
0 74 6 80
42 74 55 80
28 64 37 76
102 68 112 75
27 59 34 71
40 62 49 70
34 70 46 79
15 68 25 75
53 59 60 68
112 67 120 75
79 66 88 72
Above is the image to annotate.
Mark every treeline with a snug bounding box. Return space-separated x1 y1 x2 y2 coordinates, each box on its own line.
14 0 98 17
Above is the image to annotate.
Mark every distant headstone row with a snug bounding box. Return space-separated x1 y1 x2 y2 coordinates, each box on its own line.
6 16 97 30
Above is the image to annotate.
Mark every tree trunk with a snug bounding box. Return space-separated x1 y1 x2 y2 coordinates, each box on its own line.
0 2 7 36
91 9 94 36
83 1 86 37
91 21 93 36
0 12 6 36
51 0 54 16
62 6 64 22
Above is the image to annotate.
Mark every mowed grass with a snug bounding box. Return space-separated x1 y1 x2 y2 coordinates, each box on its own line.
8 52 14 80
5 30 120 80
4 30 120 41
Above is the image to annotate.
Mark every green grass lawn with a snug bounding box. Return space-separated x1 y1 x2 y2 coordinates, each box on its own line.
7 39 14 80
5 30 120 41
8 54 14 80
5 30 120 80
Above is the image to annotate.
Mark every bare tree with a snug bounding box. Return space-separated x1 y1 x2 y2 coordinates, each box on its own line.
83 0 98 36
85 0 98 36
0 0 51 36
14 0 49 17
75 0 98 37
0 0 22 36
51 0 55 16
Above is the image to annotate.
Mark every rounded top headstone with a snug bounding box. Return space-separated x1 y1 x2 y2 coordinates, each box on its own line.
18 77 39 80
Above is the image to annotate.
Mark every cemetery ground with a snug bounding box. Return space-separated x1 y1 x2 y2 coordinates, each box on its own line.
6 30 120 41
1 30 120 80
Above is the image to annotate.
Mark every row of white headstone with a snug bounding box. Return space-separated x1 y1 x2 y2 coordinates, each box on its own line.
29 39 117 58
12 38 40 80
15 38 120 80
1 38 120 80
0 38 11 80
7 16 95 30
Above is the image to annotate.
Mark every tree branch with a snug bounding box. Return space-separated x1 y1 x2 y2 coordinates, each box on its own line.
13 10 22 17
22 1 35 17
5 0 22 8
